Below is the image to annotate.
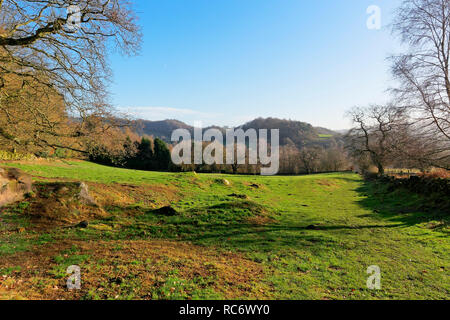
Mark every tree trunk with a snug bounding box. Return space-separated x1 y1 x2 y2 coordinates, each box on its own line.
377 163 384 175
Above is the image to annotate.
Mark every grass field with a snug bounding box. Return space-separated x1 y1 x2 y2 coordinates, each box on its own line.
0 160 448 300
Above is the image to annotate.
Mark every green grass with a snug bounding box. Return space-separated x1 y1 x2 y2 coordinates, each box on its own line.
318 134 333 138
3 160 179 185
0 160 448 300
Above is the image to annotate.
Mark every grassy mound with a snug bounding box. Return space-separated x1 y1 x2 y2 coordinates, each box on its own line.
12 182 106 228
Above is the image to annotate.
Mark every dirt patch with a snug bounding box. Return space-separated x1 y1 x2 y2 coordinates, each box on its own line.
316 179 339 188
0 241 70 299
88 183 179 208
243 182 265 190
245 215 274 225
0 240 271 300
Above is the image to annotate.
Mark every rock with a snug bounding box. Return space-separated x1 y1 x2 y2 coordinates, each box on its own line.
249 183 260 188
215 178 230 186
152 205 178 216
0 167 33 207
214 178 231 186
306 224 320 230
75 221 89 228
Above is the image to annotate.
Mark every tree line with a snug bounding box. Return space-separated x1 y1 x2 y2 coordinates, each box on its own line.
88 136 173 171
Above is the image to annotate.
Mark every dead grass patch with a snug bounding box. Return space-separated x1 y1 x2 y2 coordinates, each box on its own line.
21 182 107 229
88 183 179 209
245 215 274 225
0 240 270 300
243 182 264 189
316 179 339 189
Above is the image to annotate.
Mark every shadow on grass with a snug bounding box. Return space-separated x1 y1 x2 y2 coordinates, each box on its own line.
92 176 449 253
101 200 406 252
177 221 405 243
354 178 449 228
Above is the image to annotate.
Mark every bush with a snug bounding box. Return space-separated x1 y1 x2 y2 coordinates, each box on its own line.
376 175 449 197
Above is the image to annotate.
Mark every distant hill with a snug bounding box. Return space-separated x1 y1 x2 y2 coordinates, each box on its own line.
315 126 339 136
131 117 343 149
133 119 193 141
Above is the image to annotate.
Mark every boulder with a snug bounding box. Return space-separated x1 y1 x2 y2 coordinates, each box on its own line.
75 220 89 228
0 167 32 207
215 178 230 186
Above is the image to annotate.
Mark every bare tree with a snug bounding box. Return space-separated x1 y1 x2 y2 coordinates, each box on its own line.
390 0 450 159
393 122 450 169
345 105 409 175
0 0 141 153
320 146 349 172
298 146 322 174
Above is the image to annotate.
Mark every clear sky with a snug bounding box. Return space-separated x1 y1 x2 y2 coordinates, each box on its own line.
110 0 403 130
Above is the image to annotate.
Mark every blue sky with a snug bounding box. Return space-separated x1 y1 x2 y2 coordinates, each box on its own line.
110 0 403 130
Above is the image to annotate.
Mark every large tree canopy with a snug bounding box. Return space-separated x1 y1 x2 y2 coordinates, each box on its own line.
0 0 141 153
391 0 450 145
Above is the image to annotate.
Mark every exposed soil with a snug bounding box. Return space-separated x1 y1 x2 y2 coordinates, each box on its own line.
0 240 271 300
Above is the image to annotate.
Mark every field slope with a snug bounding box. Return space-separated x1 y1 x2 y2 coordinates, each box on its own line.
0 160 448 300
